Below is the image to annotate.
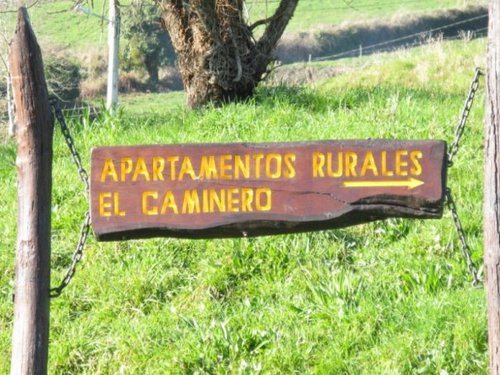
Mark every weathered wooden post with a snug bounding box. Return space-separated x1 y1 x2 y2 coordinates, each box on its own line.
106 0 120 112
9 7 53 375
6 70 15 136
485 0 500 372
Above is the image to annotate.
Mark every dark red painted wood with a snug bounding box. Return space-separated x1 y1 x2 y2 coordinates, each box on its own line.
90 140 447 240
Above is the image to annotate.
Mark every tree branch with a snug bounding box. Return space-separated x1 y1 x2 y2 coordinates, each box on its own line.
157 1 190 51
0 0 39 13
256 0 299 56
249 14 276 31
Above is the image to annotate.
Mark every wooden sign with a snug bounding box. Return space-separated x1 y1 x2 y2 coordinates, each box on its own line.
90 140 447 241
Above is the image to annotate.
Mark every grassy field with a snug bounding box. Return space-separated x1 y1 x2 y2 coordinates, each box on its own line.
0 0 485 52
0 35 488 373
249 0 484 32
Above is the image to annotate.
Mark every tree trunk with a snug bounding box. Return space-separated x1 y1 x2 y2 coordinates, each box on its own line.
144 55 159 89
157 0 298 108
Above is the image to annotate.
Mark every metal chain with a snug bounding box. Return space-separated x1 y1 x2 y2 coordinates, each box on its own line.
445 188 481 287
445 68 483 287
50 212 91 298
49 98 91 298
447 67 483 167
50 98 90 192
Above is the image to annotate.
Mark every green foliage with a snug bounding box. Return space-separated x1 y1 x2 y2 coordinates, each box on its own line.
45 55 82 103
0 37 488 372
121 1 174 87
0 81 6 101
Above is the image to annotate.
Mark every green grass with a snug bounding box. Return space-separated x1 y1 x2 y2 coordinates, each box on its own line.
247 0 483 33
0 0 484 54
0 37 488 373
1 1 112 49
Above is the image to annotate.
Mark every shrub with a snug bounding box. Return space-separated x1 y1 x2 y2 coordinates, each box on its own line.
121 1 175 90
44 55 81 103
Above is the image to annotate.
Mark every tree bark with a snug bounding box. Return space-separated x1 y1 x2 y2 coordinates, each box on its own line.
9 7 53 375
158 0 298 108
485 0 500 373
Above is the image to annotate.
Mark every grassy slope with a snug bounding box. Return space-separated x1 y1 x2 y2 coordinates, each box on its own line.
249 0 483 32
0 0 484 53
0 36 488 373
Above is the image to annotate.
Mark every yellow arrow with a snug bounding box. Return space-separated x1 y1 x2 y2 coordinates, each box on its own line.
342 177 424 190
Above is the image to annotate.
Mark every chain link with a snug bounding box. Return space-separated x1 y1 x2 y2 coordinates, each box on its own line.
50 212 91 298
447 67 483 167
445 68 483 287
445 188 481 287
49 98 91 298
49 98 90 193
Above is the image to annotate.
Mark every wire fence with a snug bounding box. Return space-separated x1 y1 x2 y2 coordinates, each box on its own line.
246 0 488 16
309 29 487 63
313 13 487 62
0 2 490 131
0 104 100 127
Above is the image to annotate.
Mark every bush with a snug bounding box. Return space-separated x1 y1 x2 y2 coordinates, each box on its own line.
0 78 6 98
44 55 81 103
121 2 175 90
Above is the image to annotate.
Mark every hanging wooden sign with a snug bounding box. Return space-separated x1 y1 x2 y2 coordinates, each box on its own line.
90 140 447 241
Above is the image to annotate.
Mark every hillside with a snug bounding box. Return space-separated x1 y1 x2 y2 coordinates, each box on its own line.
0 0 483 49
0 1 487 98
0 32 488 372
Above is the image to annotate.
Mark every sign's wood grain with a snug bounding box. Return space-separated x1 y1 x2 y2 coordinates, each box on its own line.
90 140 447 240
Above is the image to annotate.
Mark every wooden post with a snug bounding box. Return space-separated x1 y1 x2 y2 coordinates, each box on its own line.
485 0 500 373
106 0 120 112
6 71 15 136
9 7 53 375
